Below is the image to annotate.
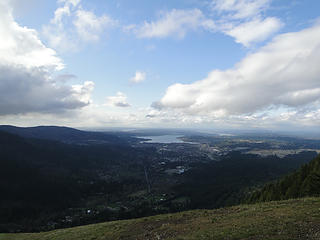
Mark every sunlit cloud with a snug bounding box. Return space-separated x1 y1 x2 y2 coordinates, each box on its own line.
153 23 320 127
0 1 94 115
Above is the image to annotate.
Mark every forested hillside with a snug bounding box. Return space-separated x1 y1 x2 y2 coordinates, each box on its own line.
0 125 128 145
0 130 143 232
248 154 320 202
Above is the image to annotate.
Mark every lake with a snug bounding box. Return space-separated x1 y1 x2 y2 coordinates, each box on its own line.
137 135 185 144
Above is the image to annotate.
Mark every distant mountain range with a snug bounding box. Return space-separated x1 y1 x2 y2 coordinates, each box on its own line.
0 125 130 145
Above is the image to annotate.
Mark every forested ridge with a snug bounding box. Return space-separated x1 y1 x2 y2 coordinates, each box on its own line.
0 130 141 232
248 154 320 202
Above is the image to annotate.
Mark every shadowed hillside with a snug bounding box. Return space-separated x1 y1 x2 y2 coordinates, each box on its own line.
248 154 320 203
0 125 128 145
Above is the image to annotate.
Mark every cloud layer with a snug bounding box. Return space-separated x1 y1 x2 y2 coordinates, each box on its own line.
1 0 318 130
155 23 320 118
106 92 131 107
0 1 94 115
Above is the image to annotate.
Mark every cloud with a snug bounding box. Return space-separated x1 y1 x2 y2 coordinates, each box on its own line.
132 9 216 39
224 17 283 47
43 0 117 51
0 2 63 70
0 1 94 115
58 0 81 7
155 23 320 119
130 71 146 83
54 74 77 83
73 8 116 42
212 0 271 19
211 0 283 47
106 92 131 107
129 1 281 47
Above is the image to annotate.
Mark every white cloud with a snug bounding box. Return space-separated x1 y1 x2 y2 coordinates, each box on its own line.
133 9 216 39
211 0 283 47
130 71 146 83
154 23 320 122
74 8 116 42
212 0 271 19
106 92 131 107
130 1 281 47
71 81 95 103
0 2 63 70
0 1 94 115
43 0 116 51
224 17 283 47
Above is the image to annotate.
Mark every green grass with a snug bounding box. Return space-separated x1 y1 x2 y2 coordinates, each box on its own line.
2 197 320 240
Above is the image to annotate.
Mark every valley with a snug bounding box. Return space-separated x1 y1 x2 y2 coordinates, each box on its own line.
1 126 319 233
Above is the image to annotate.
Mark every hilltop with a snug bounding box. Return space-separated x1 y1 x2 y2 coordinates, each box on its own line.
1 197 320 240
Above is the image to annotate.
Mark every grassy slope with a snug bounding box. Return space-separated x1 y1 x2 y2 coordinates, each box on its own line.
1 198 320 240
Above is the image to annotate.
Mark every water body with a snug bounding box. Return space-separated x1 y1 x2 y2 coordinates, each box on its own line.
138 135 185 144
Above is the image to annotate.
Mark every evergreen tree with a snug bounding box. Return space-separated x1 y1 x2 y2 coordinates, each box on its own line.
248 154 320 203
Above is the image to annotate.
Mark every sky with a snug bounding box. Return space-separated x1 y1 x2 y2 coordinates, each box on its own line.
0 0 320 131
